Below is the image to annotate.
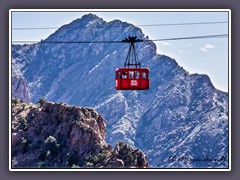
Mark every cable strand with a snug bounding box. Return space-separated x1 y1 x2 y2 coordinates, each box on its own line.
12 34 228 44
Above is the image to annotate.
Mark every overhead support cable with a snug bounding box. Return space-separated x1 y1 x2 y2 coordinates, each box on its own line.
12 34 228 44
12 21 228 30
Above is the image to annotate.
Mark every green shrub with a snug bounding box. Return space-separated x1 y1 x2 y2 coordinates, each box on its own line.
71 164 80 168
59 101 65 105
44 136 60 155
118 141 124 146
88 151 108 165
76 121 83 126
20 137 27 144
12 98 21 104
20 118 28 130
128 152 134 161
97 151 108 160
86 162 93 166
88 155 99 164
36 98 47 106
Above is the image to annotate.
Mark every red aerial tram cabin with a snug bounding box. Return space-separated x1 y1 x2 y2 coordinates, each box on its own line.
115 68 149 90
115 36 150 90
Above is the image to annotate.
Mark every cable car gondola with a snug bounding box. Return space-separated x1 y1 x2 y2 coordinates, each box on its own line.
115 36 150 90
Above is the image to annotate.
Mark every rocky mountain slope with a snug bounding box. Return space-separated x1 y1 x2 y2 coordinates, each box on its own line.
11 99 148 168
12 13 229 168
12 54 30 102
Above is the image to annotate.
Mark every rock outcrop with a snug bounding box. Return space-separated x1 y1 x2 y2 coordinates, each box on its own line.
12 59 30 102
11 99 148 168
12 76 30 103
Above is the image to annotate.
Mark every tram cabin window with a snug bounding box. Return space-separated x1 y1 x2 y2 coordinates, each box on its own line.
129 71 134 79
135 71 140 79
142 72 147 79
117 72 121 78
122 71 127 79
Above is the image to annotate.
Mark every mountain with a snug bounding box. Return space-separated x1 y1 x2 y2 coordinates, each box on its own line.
136 74 228 168
11 13 229 168
11 99 148 168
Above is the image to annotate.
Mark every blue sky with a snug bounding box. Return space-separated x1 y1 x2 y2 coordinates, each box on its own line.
11 11 229 92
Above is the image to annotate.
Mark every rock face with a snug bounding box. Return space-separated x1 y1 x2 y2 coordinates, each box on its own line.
12 75 30 103
135 74 228 168
11 99 148 168
12 13 229 168
12 56 30 102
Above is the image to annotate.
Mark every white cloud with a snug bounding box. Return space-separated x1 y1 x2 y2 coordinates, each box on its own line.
200 43 215 52
159 41 172 46
200 47 208 52
205 43 215 49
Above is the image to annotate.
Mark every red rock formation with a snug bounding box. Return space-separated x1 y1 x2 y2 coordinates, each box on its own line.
11 99 148 168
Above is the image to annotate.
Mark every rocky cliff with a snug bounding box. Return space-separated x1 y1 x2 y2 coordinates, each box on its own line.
12 75 30 103
12 54 30 102
11 99 148 168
